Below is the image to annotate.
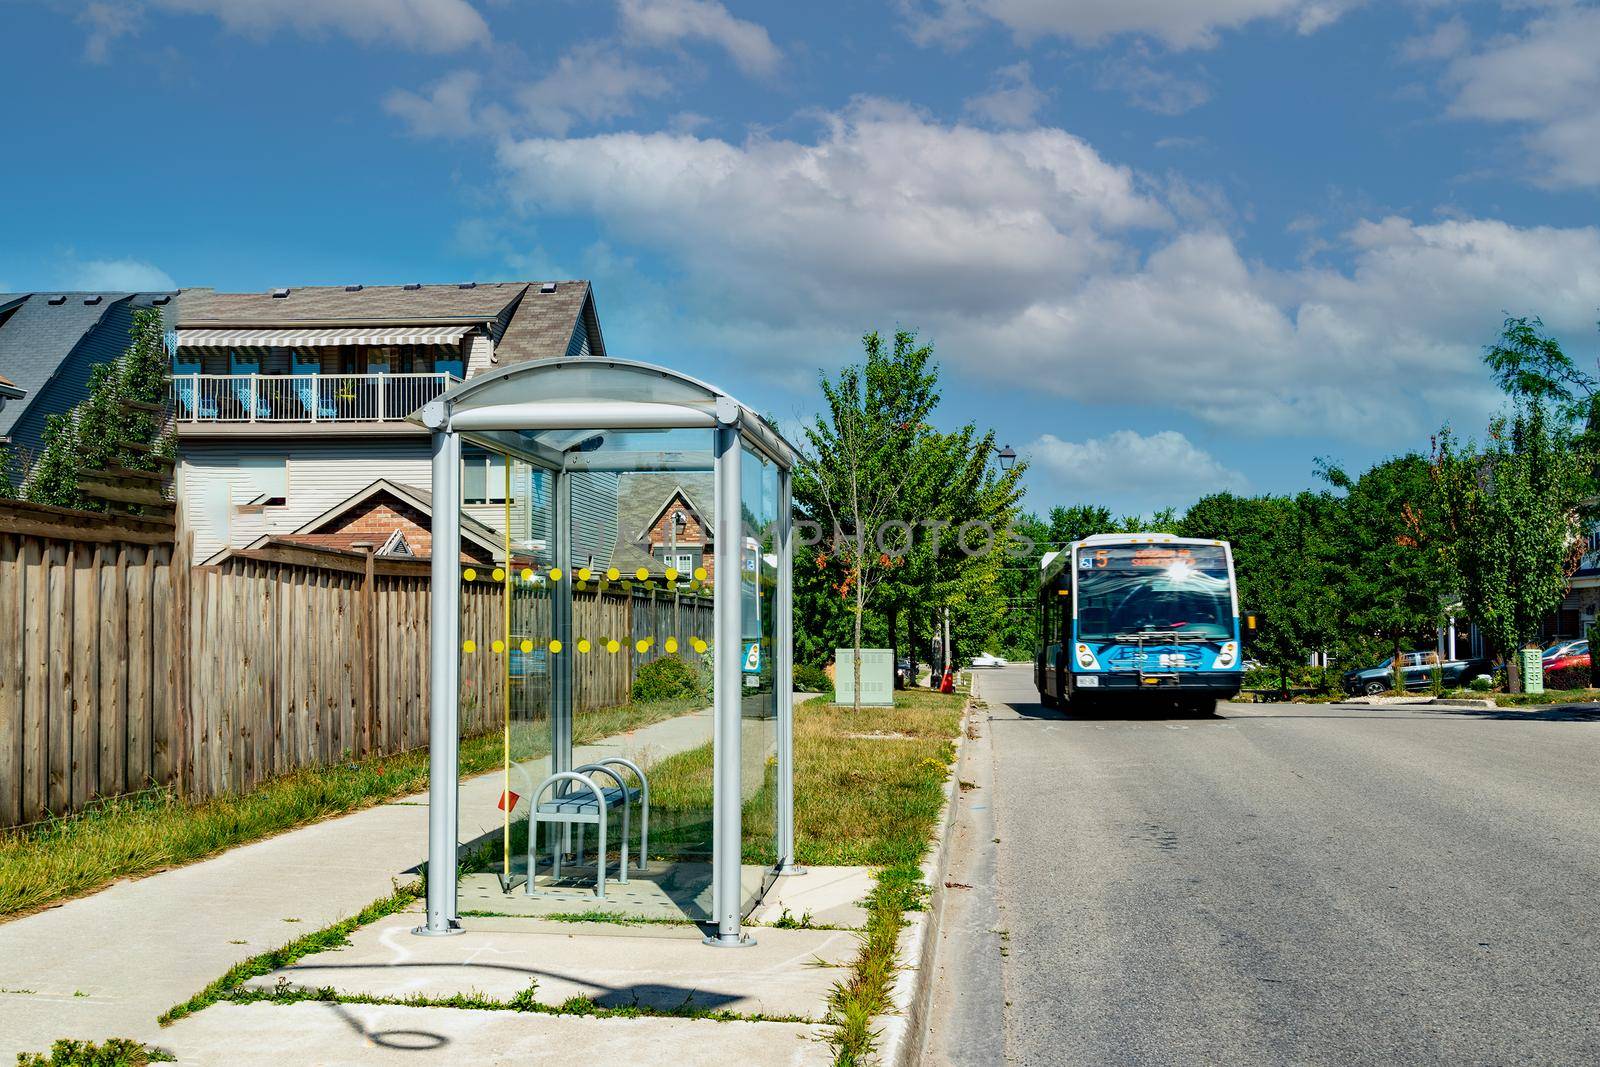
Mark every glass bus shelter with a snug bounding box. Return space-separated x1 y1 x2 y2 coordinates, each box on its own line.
411 358 797 947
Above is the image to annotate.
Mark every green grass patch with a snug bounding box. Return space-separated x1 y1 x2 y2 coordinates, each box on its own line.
0 698 697 921
1492 688 1600 706
14 1038 175 1066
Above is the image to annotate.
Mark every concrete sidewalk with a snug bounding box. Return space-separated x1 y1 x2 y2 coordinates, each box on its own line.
0 709 714 1062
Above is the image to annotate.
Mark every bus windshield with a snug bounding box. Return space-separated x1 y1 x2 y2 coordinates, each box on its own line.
1075 544 1233 641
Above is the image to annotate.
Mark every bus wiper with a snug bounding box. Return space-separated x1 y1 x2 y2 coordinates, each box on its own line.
1113 631 1214 644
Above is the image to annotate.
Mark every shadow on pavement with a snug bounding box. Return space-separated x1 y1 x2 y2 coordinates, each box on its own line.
1001 701 1222 723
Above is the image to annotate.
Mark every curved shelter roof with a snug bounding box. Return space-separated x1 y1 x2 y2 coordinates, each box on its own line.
413 357 797 469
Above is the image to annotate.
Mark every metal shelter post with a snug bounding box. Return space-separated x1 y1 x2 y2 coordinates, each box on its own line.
418 425 463 936
706 422 753 946
553 470 574 779
775 466 800 875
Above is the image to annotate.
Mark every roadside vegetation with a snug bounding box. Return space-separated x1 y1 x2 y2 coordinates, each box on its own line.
0 697 699 920
985 317 1600 696
14 1038 174 1066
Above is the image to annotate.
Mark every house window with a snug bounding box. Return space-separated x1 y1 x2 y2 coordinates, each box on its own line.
234 456 287 508
655 549 697 573
463 450 507 504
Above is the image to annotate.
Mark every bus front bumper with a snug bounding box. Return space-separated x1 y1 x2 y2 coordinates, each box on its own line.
1073 672 1242 697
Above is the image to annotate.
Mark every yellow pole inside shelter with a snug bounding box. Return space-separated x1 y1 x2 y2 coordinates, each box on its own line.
502 458 512 879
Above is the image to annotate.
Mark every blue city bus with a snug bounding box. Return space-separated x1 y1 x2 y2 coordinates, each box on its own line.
1036 533 1243 712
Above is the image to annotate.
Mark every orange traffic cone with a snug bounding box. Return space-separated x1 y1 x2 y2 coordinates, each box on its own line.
939 666 954 694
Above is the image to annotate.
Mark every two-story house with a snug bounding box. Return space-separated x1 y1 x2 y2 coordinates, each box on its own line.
169 280 615 564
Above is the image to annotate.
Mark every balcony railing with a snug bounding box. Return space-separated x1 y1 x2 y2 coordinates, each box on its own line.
171 372 460 423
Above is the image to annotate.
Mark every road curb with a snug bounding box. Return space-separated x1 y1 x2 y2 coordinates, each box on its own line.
872 694 971 1067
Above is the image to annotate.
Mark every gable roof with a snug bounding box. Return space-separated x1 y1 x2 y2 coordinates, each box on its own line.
278 477 508 559
0 291 175 439
175 280 603 363
632 482 712 546
611 472 715 572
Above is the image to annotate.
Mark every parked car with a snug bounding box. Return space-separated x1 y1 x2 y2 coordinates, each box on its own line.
970 652 1007 668
1547 640 1590 672
1342 651 1491 696
1541 639 1587 669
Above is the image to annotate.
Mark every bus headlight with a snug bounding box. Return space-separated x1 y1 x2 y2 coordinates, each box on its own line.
1075 644 1099 670
1215 642 1238 669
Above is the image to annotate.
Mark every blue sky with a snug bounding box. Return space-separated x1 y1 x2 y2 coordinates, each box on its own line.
4 0 1599 515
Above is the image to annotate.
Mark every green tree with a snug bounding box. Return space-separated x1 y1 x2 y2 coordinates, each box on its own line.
21 308 172 510
1181 490 1341 689
1320 454 1454 692
796 329 938 710
1434 403 1592 691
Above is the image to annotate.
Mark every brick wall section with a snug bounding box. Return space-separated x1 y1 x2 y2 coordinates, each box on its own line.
281 492 494 563
644 491 714 580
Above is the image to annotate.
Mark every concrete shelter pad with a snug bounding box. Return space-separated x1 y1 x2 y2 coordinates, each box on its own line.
244 912 854 1020
161 1001 833 1066
751 867 875 929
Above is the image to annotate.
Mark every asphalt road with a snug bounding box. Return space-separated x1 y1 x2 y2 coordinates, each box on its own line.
923 666 1600 1066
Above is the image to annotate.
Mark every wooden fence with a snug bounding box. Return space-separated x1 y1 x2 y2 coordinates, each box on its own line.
0 509 714 826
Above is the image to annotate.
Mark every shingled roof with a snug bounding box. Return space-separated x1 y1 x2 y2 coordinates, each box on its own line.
175 281 604 363
0 291 175 441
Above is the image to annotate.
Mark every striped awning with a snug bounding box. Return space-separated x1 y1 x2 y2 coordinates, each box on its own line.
177 325 474 349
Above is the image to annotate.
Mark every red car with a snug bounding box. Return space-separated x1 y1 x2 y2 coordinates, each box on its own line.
1550 649 1590 672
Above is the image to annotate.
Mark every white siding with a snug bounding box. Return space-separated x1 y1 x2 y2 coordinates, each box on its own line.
178 439 434 562
465 334 495 378
178 439 624 567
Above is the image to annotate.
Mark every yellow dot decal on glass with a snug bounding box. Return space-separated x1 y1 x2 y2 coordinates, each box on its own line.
520 639 533 654
463 568 477 582
689 579 700 590
606 567 620 581
577 638 591 654
621 580 633 591
665 637 679 653
635 638 650 653
577 567 591 581
691 637 707 654
521 568 534 582
492 568 505 583
549 639 563 654
693 566 707 581
606 639 621 654
665 567 678 581
549 567 562 582
635 567 649 582
463 639 477 653
491 639 505 654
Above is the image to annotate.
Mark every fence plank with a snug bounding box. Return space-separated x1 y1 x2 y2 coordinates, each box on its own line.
71 544 99 807
0 536 22 826
47 540 73 815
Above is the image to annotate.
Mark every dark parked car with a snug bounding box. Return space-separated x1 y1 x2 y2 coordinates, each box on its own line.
1343 651 1491 696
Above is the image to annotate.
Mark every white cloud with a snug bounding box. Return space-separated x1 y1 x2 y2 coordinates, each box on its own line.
494 100 1600 441
384 71 487 138
963 61 1048 127
67 258 177 291
1400 16 1468 62
899 0 1361 51
499 98 1168 322
1441 4 1600 187
1027 430 1248 503
516 44 673 136
618 0 781 77
389 47 672 139
147 0 489 52
1097 49 1211 114
78 2 141 63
